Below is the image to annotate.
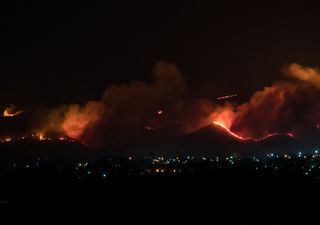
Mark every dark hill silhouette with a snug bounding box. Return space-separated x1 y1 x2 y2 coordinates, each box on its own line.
179 123 245 154
0 116 319 159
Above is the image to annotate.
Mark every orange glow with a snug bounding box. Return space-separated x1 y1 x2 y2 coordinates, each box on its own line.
38 133 45 141
62 102 102 140
213 121 250 141
0 134 73 143
212 121 294 142
3 107 23 117
209 105 235 131
4 137 11 142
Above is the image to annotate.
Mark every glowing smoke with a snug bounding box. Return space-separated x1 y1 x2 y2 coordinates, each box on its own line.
212 63 320 140
41 62 320 147
284 63 320 88
2 105 24 117
43 62 195 146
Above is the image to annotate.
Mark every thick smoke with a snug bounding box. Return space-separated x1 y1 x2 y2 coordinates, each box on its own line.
43 62 216 146
42 62 320 147
226 63 320 139
284 63 320 88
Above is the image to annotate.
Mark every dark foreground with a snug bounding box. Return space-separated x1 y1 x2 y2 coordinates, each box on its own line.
1 166 319 224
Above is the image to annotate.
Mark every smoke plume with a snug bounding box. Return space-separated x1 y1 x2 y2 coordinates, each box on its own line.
217 63 320 140
43 61 208 146
41 62 320 147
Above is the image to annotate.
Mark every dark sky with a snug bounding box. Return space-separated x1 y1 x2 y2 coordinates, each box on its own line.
1 0 320 108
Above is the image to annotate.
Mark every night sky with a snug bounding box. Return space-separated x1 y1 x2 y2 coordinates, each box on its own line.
1 1 320 108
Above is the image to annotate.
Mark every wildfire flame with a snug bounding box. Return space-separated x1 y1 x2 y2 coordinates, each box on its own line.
37 62 320 146
0 131 74 144
38 133 45 141
212 121 294 142
3 106 23 117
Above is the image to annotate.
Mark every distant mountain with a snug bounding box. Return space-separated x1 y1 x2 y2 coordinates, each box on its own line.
0 113 319 158
247 134 317 153
179 124 244 154
95 123 320 155
179 123 318 154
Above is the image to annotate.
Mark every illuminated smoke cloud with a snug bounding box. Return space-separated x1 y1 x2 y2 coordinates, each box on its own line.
44 61 194 146
2 105 24 117
215 63 320 140
229 82 298 138
284 63 320 88
42 62 320 147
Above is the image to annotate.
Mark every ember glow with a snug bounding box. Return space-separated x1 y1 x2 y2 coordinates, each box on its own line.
0 132 74 144
212 121 294 142
212 121 249 141
3 106 23 117
37 133 45 141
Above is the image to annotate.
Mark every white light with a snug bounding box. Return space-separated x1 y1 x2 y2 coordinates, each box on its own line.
315 150 319 154
102 174 107 178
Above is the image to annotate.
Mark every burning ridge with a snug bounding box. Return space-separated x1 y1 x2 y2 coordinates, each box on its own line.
4 62 320 148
